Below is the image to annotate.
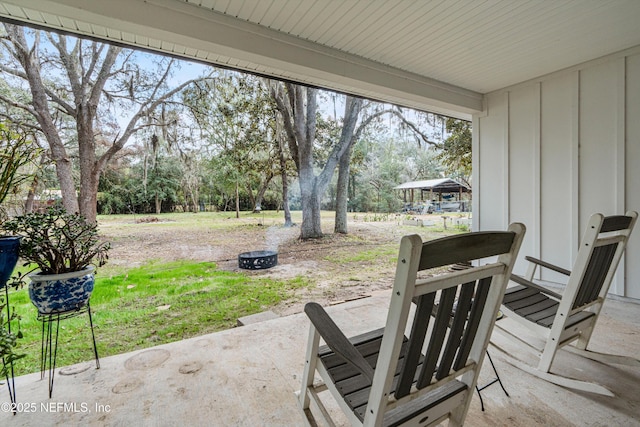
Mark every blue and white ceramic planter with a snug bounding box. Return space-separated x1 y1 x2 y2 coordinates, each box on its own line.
0 236 21 287
28 265 95 315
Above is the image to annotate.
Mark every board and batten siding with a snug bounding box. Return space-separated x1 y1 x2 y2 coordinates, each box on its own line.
474 46 640 298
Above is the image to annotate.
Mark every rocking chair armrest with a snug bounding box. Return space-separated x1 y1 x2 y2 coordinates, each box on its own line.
304 302 375 383
525 256 571 276
510 274 563 301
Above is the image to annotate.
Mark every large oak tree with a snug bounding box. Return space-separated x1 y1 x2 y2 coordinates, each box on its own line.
270 83 367 238
0 24 203 222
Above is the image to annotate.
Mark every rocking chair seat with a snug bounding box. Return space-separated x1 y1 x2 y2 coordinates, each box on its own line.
497 211 638 396
503 285 595 329
317 328 468 425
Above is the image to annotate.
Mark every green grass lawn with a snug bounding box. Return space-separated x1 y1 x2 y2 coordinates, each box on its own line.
3 209 465 376
5 260 309 376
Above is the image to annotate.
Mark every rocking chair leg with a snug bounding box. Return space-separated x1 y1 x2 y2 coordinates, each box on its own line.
504 351 614 396
491 329 615 396
563 346 640 367
475 350 509 411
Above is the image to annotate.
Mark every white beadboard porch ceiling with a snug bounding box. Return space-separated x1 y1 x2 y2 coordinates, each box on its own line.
1 0 640 118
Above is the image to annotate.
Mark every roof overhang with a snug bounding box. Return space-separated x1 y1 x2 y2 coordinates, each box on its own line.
2 1 640 120
0 0 482 119
395 178 470 193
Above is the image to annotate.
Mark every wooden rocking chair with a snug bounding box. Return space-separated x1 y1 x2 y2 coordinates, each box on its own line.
297 224 525 426
498 211 638 396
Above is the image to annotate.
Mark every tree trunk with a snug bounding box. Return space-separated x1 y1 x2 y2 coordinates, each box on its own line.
333 100 394 231
52 146 80 213
252 173 273 213
277 137 292 227
330 97 363 234
281 177 292 227
294 87 322 239
349 173 356 205
5 25 80 213
270 83 364 239
300 177 323 239
78 171 100 221
334 146 352 234
271 84 325 239
246 183 256 212
77 104 100 221
24 175 38 214
191 186 199 212
235 181 240 219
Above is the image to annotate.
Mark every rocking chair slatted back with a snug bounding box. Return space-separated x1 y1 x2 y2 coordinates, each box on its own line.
299 224 525 427
395 274 495 399
498 211 637 396
569 212 636 311
573 242 616 309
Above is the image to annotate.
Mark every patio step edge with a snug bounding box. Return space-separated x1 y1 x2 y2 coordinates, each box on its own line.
237 310 280 326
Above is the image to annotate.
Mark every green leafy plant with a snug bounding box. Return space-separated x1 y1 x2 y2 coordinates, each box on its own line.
0 124 40 220
3 206 110 275
0 293 24 379
0 124 38 378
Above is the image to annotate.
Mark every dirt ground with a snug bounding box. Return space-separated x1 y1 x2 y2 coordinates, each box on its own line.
102 215 459 317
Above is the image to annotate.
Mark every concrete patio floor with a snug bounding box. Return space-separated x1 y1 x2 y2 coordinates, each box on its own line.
2 289 639 426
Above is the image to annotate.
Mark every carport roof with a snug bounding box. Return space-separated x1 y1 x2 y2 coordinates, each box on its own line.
1 1 640 118
395 178 470 193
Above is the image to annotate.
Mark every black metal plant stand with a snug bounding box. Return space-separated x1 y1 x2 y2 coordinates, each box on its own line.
2 284 17 413
1 236 20 413
475 350 509 411
38 303 100 398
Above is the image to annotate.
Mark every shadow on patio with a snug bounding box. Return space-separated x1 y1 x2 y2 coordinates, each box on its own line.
2 289 639 426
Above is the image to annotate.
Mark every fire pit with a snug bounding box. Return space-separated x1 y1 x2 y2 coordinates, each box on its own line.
238 250 278 270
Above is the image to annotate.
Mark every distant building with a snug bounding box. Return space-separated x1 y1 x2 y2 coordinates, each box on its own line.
395 178 471 213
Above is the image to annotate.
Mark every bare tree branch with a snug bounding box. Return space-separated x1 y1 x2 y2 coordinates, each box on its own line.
83 40 104 85
388 109 442 148
269 81 300 171
0 63 27 79
48 33 83 101
0 62 77 115
89 45 121 107
43 87 77 116
0 92 37 116
0 113 42 132
98 76 210 170
317 96 363 188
